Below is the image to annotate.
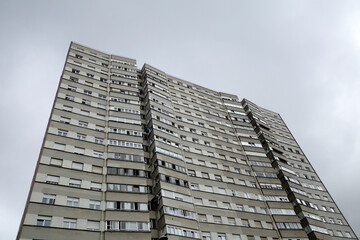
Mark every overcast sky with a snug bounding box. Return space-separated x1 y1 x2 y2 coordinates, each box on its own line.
1 0 359 238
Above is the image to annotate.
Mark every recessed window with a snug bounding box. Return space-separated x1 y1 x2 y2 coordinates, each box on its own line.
204 186 213 192
63 105 73 112
46 175 59 184
87 220 100 231
69 178 81 188
91 182 102 191
42 194 56 204
67 197 79 207
53 143 66 150
37 215 51 227
74 147 85 154
60 116 70 124
218 234 227 240
77 133 86 141
72 162 83 170
93 151 103 158
50 158 62 166
63 218 77 229
78 121 88 128
209 200 217 206
82 99 91 105
89 200 101 210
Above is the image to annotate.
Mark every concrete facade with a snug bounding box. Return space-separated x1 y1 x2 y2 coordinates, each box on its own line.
17 42 358 240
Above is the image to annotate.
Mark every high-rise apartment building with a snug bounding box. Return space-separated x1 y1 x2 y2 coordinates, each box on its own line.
17 42 357 240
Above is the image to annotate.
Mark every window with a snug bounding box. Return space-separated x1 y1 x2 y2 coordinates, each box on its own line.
188 169 195 176
242 219 249 227
37 215 51 227
68 85 77 91
63 105 73 112
218 188 226 194
213 216 222 224
98 103 106 109
87 221 100 231
205 185 213 192
89 200 101 210
233 235 241 240
99 94 106 99
93 151 103 158
74 147 85 154
95 138 104 144
191 183 199 190
202 172 209 179
69 75 79 83
53 143 65 150
77 133 86 140
80 109 90 116
71 162 83 170
84 90 92 95
202 232 211 240
67 197 79 207
248 206 255 212
218 234 226 240
238 180 246 186
223 202 231 209
46 175 59 184
69 178 81 188
337 231 343 237
244 192 251 198
50 158 62 166
345 232 352 238
198 160 205 166
92 166 102 174
82 99 91 105
228 217 236 225
60 116 70 124
42 194 56 204
209 200 217 206
78 121 88 128
91 182 102 191
65 94 74 101
194 198 203 205
63 218 77 229
330 207 335 213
